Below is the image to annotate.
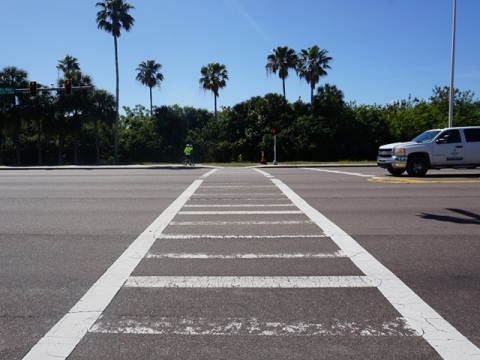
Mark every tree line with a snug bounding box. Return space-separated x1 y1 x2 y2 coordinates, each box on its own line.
2 73 478 166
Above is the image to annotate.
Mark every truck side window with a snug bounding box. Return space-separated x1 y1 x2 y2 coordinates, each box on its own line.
464 129 480 142
441 130 461 143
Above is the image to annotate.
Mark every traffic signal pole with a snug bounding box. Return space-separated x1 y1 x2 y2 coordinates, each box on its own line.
15 84 92 96
273 134 278 165
272 128 278 165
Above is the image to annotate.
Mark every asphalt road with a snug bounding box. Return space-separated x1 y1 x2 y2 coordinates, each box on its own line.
0 166 479 359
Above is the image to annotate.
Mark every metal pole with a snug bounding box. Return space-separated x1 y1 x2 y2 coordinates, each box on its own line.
448 0 457 128
273 134 278 165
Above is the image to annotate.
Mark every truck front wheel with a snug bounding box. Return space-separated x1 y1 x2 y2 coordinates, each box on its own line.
407 157 428 177
387 167 405 176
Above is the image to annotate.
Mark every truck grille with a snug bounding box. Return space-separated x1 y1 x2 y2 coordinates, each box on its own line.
378 149 392 157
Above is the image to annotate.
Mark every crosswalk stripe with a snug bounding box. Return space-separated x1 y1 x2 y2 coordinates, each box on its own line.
145 251 347 259
170 220 313 225
90 316 419 337
157 234 327 239
178 210 303 215
183 203 295 207
125 276 380 288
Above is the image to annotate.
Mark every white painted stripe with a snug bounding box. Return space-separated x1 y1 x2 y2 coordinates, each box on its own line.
191 197 287 201
256 171 480 359
145 250 346 259
157 234 326 239
305 168 375 178
200 185 273 188
125 276 379 288
193 193 281 196
90 316 418 337
184 204 294 207
170 220 313 226
22 179 207 360
254 168 274 178
200 169 218 178
178 210 303 215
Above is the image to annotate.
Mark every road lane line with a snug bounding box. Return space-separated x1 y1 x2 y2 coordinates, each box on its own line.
145 250 347 259
369 177 480 184
305 168 375 178
22 179 206 360
90 316 418 337
125 276 379 288
258 171 480 359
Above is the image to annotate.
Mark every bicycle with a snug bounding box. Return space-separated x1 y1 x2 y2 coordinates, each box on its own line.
181 155 195 166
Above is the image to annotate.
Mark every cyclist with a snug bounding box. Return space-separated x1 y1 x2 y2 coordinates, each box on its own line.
183 144 193 165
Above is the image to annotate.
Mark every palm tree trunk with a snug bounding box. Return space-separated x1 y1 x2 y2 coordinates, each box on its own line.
310 84 315 111
149 86 153 116
282 79 286 98
114 35 120 164
214 94 218 120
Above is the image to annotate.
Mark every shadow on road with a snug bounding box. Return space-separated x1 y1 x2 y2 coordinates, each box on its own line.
419 208 480 225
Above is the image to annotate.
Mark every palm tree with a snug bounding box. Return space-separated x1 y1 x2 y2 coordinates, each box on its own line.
265 46 298 98
295 45 332 110
199 63 228 120
87 89 116 164
56 54 80 80
136 60 164 116
55 68 93 165
0 66 29 165
56 55 90 164
96 0 135 164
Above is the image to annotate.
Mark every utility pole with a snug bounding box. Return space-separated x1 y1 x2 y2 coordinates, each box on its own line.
448 0 457 128
272 129 278 165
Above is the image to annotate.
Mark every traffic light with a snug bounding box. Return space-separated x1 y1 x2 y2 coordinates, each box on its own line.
64 79 72 96
29 81 37 97
272 128 277 135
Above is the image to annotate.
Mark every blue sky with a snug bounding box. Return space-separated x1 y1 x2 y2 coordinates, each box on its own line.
1 0 479 113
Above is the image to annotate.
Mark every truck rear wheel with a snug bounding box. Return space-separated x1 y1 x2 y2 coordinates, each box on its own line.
407 157 428 177
387 168 405 176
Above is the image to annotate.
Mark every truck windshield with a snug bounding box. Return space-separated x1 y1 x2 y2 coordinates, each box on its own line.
411 130 441 143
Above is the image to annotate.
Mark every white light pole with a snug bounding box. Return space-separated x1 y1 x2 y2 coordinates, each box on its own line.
448 0 457 128
272 129 278 165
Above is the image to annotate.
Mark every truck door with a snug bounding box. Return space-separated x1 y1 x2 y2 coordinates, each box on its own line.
432 129 465 165
463 128 480 164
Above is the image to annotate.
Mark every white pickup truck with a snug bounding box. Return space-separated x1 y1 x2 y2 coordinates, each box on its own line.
377 126 480 176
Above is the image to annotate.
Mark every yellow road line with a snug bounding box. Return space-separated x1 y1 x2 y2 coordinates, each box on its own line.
369 177 480 184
